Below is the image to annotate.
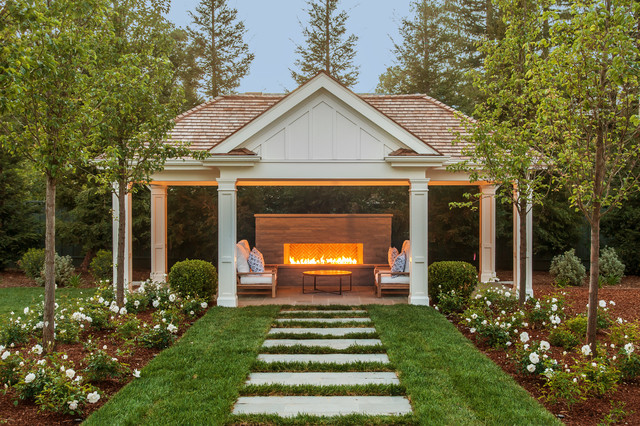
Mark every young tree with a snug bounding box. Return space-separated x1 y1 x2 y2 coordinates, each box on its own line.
94 0 194 307
535 0 640 353
188 0 254 98
291 0 359 87
451 0 550 304
0 0 110 352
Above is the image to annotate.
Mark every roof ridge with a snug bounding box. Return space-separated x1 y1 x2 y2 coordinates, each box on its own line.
419 94 476 123
174 97 224 122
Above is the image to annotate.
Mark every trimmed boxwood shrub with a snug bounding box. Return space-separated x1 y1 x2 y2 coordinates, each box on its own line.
168 259 217 300
428 261 478 304
90 249 113 281
18 248 45 280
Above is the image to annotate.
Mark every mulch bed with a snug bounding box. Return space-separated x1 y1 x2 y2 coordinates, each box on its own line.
454 271 640 425
0 305 205 425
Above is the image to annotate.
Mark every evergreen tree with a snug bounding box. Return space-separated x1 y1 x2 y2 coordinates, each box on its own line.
169 28 203 111
188 0 254 98
291 0 359 87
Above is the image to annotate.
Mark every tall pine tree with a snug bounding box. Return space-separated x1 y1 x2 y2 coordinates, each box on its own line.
291 0 359 87
188 0 254 98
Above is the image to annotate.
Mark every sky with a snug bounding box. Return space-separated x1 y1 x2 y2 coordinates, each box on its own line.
165 0 413 95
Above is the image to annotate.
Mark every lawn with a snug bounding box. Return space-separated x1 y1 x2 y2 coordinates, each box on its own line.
84 304 558 425
0 287 96 317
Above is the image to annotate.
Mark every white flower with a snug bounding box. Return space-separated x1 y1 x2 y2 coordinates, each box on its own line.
520 332 530 343
617 317 624 324
110 304 119 313
75 375 83 383
529 352 540 364
119 307 127 315
134 300 140 308
506 341 512 346
98 297 104 304
551 304 558 312
65 369 75 379
1 351 10 360
37 359 46 366
87 391 100 404
486 300 492 307
527 364 536 373
609 300 615 306
133 369 140 378
68 400 78 410
540 341 550 351
200 302 208 309
23 307 29 315
581 344 592 356
599 300 606 308
470 328 476 333
103 345 107 350
624 343 635 354
152 300 159 308
552 298 557 303
481 320 488 326
167 324 178 334
31 344 43 355
190 311 194 316
24 373 36 384
169 294 176 303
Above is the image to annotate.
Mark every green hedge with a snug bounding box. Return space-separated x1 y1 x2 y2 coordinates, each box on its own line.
428 261 478 304
168 259 217 300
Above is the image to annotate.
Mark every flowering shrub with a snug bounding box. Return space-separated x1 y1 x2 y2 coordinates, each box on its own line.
0 316 30 345
0 348 24 386
526 295 566 329
550 249 586 286
115 316 142 340
515 339 559 376
139 324 176 349
35 253 76 287
180 297 208 319
54 316 82 344
436 289 468 315
462 289 524 348
616 343 640 379
542 370 585 407
36 371 100 415
548 327 580 351
83 349 130 382
609 320 640 346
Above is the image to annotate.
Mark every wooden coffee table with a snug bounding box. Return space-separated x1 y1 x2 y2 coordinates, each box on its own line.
302 270 353 295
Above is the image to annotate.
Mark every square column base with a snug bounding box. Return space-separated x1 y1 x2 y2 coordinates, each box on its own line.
408 295 430 306
217 295 238 308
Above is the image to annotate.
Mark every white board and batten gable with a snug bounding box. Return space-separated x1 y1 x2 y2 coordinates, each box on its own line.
210 73 443 165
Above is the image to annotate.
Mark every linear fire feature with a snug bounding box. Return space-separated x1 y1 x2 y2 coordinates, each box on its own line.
284 243 364 265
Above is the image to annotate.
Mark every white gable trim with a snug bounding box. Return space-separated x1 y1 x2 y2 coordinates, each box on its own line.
210 73 441 156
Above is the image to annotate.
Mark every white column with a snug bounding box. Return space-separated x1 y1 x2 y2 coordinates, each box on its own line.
111 186 132 286
217 178 238 307
150 185 168 283
513 199 534 297
479 185 497 282
408 179 429 306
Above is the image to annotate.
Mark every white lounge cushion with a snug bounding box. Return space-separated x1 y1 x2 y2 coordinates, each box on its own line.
236 243 250 273
238 240 251 256
379 274 410 284
239 274 274 285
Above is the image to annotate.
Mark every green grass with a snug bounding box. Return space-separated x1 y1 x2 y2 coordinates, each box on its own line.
272 320 371 328
0 287 96 317
280 305 365 311
266 331 379 340
240 383 406 396
251 361 394 372
228 413 416 425
368 305 561 426
277 311 369 318
260 344 385 354
84 305 280 425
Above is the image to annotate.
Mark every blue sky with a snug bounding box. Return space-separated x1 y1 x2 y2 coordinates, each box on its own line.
165 0 413 94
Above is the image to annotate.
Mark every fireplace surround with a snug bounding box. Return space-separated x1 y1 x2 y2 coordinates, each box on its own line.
254 214 392 286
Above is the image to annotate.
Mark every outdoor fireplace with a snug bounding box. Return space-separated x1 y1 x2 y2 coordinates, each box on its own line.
283 243 364 265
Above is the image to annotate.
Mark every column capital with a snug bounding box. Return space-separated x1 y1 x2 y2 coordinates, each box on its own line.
216 178 237 191
479 184 498 195
409 178 430 192
148 184 168 194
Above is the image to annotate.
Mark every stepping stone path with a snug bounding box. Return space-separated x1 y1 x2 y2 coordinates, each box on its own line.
232 307 413 419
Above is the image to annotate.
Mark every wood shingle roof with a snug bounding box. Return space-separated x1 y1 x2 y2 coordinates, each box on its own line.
168 92 472 158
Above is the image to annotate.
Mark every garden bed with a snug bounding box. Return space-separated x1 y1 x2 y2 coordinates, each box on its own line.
449 272 640 426
0 282 210 425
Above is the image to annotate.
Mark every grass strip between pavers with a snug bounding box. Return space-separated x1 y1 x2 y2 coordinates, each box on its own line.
266 331 379 339
280 304 365 311
277 311 370 318
368 305 562 426
84 305 280 426
227 413 416 425
272 320 371 328
240 383 406 396
259 344 385 354
252 360 394 372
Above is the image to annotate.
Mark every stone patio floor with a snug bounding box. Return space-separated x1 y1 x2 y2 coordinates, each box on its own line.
238 285 408 306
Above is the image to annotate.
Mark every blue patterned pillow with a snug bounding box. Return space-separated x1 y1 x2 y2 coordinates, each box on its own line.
391 252 406 277
248 247 265 273
388 247 399 268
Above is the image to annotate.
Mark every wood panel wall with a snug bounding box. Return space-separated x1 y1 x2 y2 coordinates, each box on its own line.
254 214 392 265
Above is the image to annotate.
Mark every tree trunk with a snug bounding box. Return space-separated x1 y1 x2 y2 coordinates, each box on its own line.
116 179 126 307
80 248 95 272
586 214 600 354
42 174 56 353
518 197 527 305
324 0 330 73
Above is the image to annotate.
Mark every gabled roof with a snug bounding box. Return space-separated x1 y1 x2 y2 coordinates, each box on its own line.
167 73 472 158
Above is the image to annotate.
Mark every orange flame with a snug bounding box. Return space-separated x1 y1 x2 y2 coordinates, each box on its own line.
289 256 358 265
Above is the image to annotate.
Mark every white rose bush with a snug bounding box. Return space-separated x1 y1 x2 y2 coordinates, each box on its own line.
0 278 211 417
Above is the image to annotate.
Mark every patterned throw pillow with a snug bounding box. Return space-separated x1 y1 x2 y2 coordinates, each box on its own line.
391 252 406 277
388 247 399 268
247 247 265 273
